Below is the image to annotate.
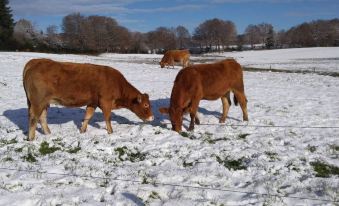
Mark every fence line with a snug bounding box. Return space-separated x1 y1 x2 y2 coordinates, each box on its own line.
0 167 337 203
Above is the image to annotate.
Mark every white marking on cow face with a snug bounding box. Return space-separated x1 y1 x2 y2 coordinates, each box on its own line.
145 115 154 122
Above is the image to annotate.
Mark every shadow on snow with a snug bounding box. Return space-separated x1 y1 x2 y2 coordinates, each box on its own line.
2 98 240 134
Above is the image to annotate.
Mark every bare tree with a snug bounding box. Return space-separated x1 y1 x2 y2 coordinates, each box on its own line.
245 23 274 49
244 24 260 48
146 27 176 53
45 25 60 49
129 32 148 53
62 13 86 51
278 19 339 48
285 23 316 47
175 25 191 49
193 18 237 52
61 13 132 52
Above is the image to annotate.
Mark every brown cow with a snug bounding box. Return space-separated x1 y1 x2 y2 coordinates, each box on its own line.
23 58 154 141
159 59 248 132
160 49 190 69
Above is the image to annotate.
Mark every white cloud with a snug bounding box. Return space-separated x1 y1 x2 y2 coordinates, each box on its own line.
210 0 330 3
9 0 130 16
9 0 204 16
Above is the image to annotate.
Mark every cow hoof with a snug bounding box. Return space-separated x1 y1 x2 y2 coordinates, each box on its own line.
188 126 194 131
80 128 86 133
243 117 249 121
219 118 226 123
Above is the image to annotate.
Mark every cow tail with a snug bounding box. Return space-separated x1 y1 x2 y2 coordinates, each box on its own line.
23 62 31 108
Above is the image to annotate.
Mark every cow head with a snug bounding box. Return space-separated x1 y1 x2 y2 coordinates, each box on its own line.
130 93 154 122
159 107 182 132
159 61 165 68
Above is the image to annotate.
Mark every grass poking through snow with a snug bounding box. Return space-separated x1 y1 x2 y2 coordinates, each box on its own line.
311 161 339 177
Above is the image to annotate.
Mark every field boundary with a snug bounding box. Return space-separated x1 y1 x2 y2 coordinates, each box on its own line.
243 66 339 77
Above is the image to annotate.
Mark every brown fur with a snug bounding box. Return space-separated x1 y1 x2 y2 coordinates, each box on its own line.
23 58 154 140
160 49 190 69
159 59 248 132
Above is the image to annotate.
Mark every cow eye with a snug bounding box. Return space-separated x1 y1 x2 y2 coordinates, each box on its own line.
144 103 149 108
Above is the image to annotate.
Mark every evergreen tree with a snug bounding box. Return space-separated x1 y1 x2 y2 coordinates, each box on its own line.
265 27 275 49
0 0 14 50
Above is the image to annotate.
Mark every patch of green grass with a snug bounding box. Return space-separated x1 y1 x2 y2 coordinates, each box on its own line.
183 160 194 167
265 151 279 161
52 138 65 147
180 131 198 140
39 141 60 155
216 156 247 170
115 146 128 161
14 147 23 153
141 175 150 184
23 152 37 162
3 157 13 161
311 161 339 178
205 137 229 144
286 162 300 172
149 191 161 199
67 146 81 154
0 138 17 146
201 132 228 144
129 151 146 162
180 131 190 137
238 133 250 139
99 179 109 187
330 144 339 152
67 142 81 154
114 146 146 162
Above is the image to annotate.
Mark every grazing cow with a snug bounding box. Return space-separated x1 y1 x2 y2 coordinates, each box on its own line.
159 59 248 132
23 58 154 141
160 49 190 69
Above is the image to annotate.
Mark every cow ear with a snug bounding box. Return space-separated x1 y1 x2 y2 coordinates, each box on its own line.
136 94 142 103
159 107 169 114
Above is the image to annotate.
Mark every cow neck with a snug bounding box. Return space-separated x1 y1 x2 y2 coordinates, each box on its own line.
117 81 141 108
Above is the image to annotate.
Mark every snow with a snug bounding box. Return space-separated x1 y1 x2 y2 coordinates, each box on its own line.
204 47 339 73
0 48 338 205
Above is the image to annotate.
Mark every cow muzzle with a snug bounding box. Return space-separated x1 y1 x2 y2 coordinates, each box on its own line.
144 116 154 122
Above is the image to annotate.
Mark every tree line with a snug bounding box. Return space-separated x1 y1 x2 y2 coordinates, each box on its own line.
1 0 339 53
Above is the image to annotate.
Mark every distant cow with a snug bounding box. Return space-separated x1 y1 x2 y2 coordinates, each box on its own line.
23 59 154 141
159 59 248 132
160 49 190 69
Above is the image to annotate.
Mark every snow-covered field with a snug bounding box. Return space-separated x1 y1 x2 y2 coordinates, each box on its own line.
0 48 338 205
204 47 339 73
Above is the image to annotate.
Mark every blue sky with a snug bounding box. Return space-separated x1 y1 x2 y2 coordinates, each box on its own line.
9 0 339 34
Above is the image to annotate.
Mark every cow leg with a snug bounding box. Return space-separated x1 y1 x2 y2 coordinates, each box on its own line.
28 104 45 141
80 106 95 133
234 91 249 121
195 113 200 125
185 107 200 124
183 59 189 68
39 107 51 135
220 95 230 123
188 99 200 131
100 104 113 134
